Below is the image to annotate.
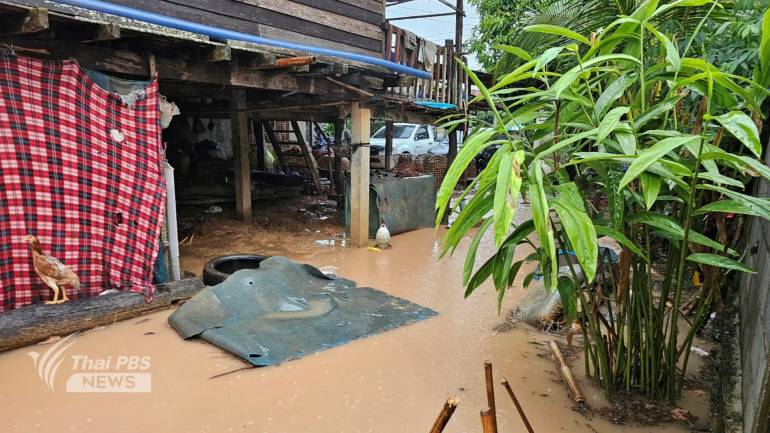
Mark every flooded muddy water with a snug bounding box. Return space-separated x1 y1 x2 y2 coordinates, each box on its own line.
0 228 709 433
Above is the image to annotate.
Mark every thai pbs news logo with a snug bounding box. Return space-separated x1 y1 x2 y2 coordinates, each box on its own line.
27 333 152 393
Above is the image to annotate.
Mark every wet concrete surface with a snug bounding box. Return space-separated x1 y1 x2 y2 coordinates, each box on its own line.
0 227 709 433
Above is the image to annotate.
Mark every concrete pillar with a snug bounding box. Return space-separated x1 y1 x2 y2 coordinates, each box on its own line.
229 88 252 222
349 102 371 247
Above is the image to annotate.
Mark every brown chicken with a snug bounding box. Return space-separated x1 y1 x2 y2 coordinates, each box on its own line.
24 235 81 304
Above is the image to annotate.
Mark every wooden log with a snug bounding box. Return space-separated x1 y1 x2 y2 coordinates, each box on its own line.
501 378 536 433
480 408 496 433
484 360 499 433
0 278 205 352
429 397 459 433
548 340 586 404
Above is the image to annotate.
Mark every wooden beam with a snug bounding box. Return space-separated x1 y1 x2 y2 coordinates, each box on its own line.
207 44 232 63
230 89 252 222
86 23 121 42
326 77 374 97
0 278 205 352
290 120 323 195
349 102 371 247
1 37 360 97
5 7 48 35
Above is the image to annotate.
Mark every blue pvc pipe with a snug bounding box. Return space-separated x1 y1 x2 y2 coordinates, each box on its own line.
54 0 433 79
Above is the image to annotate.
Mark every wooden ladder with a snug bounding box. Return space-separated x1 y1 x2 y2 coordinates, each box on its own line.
262 120 323 195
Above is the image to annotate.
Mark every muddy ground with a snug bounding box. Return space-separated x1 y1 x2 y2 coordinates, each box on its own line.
0 198 713 433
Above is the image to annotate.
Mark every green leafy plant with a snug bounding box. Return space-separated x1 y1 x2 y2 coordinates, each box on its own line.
438 0 770 401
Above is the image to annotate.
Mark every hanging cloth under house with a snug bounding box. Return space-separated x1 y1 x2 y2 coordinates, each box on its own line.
0 54 165 311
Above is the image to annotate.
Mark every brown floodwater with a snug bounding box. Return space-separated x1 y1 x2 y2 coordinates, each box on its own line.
0 227 710 433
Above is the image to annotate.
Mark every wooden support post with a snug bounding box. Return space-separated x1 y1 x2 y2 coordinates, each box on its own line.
255 120 265 171
430 397 460 433
333 119 345 206
384 120 394 171
448 126 458 167
484 360 499 433
349 102 371 247
230 89 252 222
291 121 323 195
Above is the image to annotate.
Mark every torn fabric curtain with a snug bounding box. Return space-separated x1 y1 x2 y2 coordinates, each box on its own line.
0 55 165 311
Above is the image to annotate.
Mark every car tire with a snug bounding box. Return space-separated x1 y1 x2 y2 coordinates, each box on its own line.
202 254 269 286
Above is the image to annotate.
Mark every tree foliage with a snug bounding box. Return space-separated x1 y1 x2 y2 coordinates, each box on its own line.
440 0 770 401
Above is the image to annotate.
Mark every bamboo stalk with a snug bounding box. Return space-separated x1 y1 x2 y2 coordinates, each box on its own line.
501 378 535 433
549 341 586 404
429 397 459 433
484 360 498 433
480 409 496 433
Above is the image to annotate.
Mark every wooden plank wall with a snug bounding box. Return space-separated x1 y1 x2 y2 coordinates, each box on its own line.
88 0 385 56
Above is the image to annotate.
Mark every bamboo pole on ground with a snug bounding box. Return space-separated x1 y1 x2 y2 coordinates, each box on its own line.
501 378 535 433
548 340 586 404
484 360 498 433
480 409 496 433
429 397 459 433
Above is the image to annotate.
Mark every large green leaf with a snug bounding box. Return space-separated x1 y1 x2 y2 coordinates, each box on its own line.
644 22 680 71
699 185 770 222
597 107 630 144
633 97 682 130
618 135 700 190
493 149 525 246
435 128 497 225
640 173 662 210
695 199 770 218
708 111 762 158
594 225 649 262
463 218 493 286
552 182 598 283
594 74 637 118
465 220 536 297
529 160 558 291
687 253 753 273
524 24 591 45
629 212 735 255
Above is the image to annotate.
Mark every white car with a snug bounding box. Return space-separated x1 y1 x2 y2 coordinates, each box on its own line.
369 123 436 168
